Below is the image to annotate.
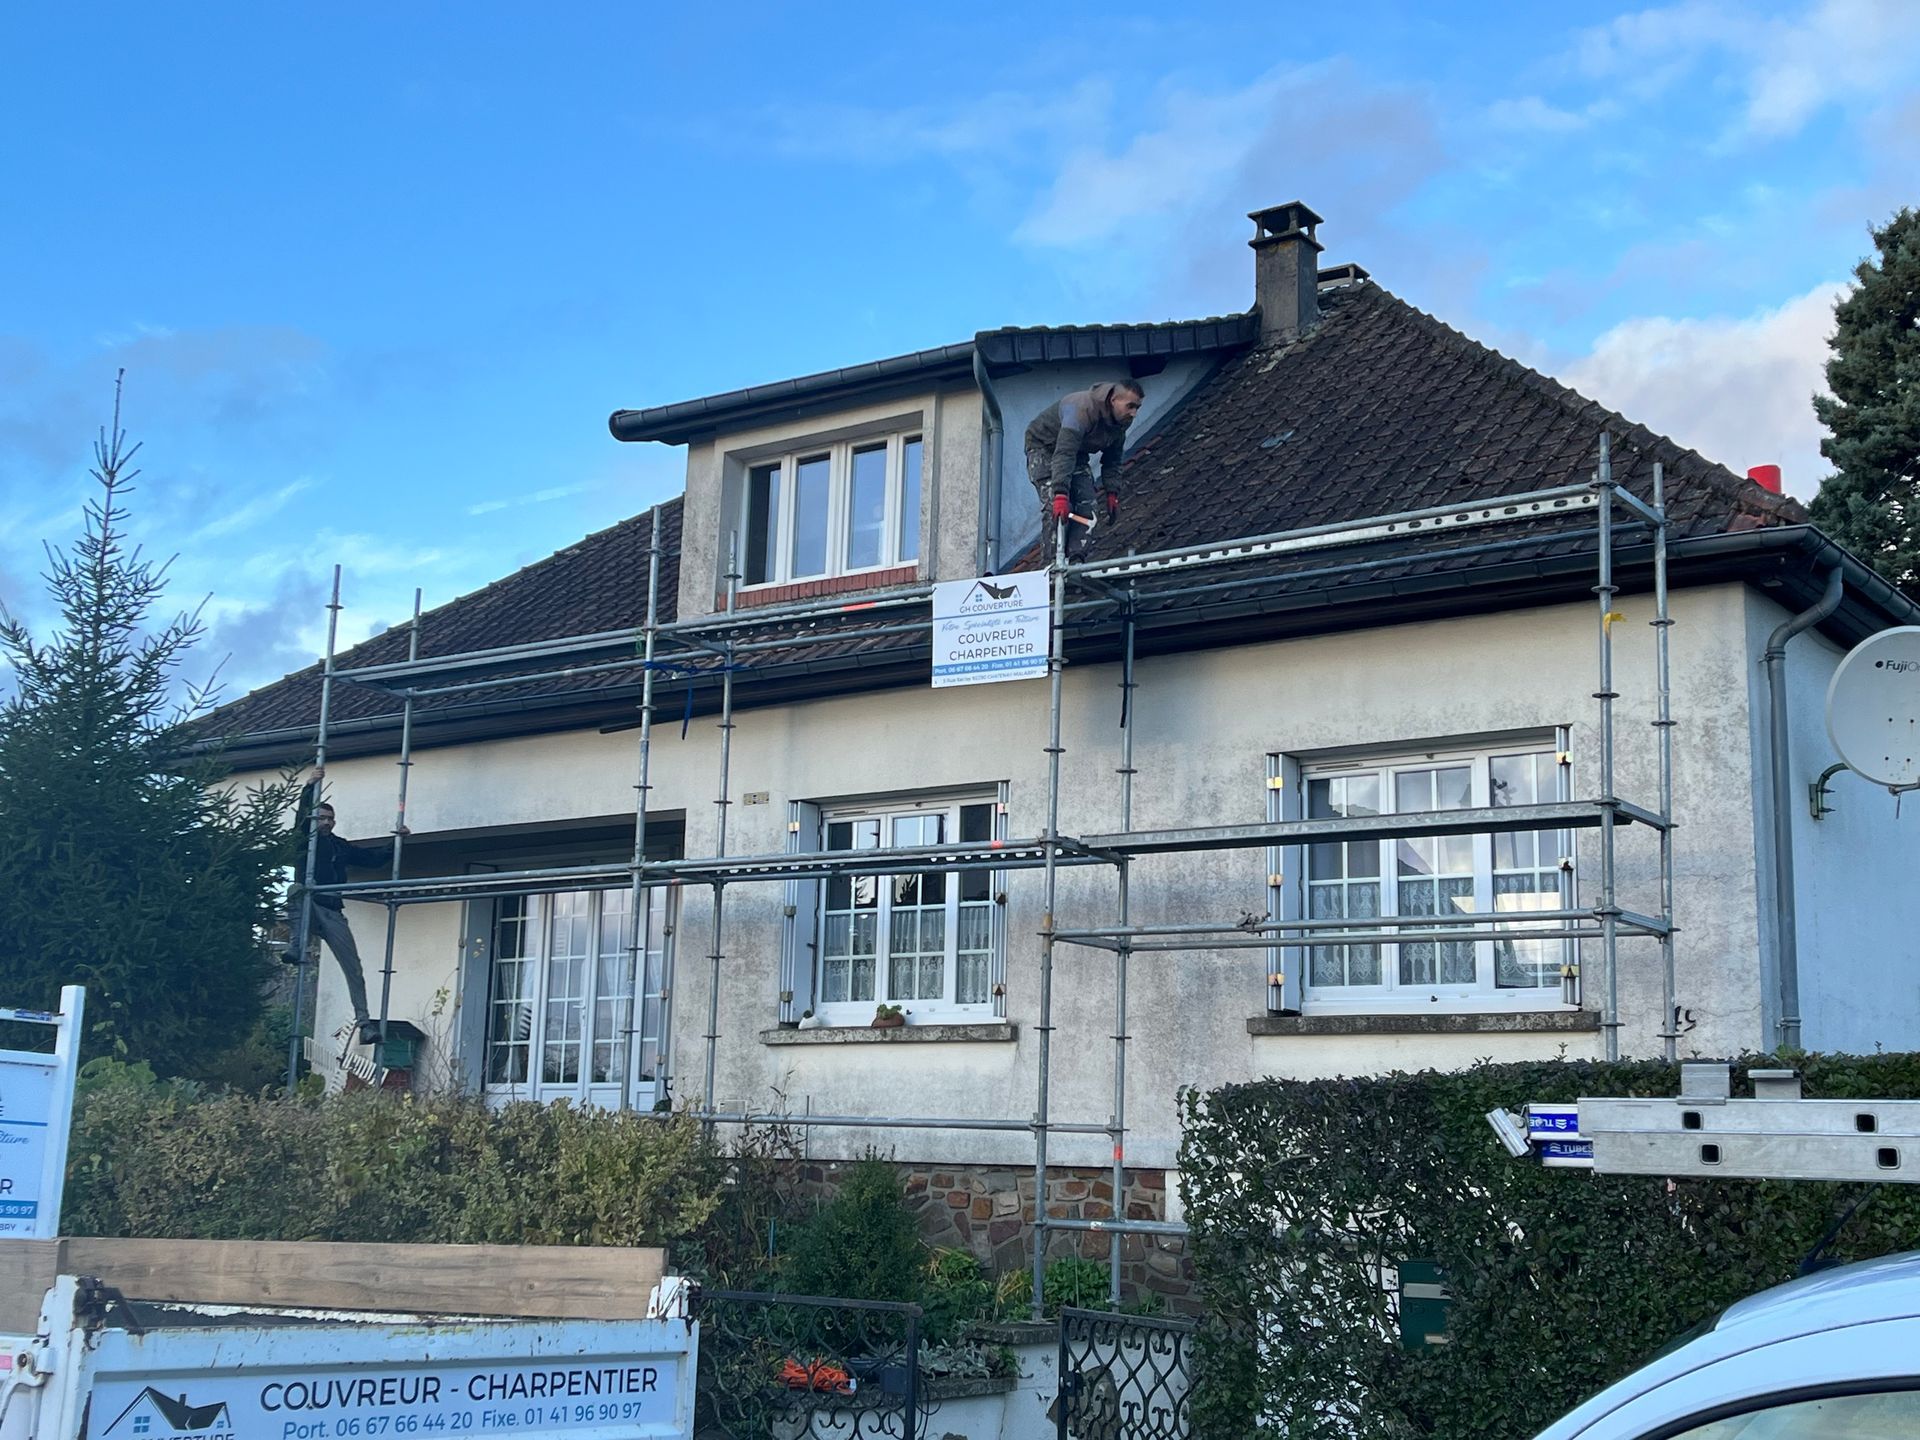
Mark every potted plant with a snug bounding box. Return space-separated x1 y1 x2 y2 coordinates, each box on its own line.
871 1003 906 1030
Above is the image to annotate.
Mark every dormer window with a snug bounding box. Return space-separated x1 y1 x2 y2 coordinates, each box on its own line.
741 433 923 586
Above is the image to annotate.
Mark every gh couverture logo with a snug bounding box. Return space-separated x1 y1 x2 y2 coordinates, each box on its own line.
105 1388 234 1438
957 579 1029 613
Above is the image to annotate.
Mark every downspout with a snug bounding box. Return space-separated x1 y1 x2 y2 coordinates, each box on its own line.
973 346 1003 574
1765 562 1843 1052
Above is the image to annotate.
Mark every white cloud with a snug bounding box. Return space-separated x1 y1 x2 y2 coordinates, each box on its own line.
1563 282 1843 496
192 478 314 541
1485 96 1589 134
466 482 593 518
764 79 1110 167
1571 0 1920 141
1015 65 1308 248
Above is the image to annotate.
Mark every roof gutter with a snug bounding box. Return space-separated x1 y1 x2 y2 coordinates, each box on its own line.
609 344 975 446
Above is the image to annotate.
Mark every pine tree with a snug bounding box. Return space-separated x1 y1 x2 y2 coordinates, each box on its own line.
0 378 299 1077
1810 207 1920 597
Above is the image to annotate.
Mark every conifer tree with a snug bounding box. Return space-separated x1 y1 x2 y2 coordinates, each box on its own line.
1811 208 1920 597
0 379 298 1076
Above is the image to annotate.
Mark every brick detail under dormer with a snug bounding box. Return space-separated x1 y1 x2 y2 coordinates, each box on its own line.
722 564 918 611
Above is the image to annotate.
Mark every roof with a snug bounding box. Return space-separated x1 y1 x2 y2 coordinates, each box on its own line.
1034 280 1803 568
973 314 1258 368
610 316 1261 445
200 498 683 741
610 345 976 446
209 279 1915 764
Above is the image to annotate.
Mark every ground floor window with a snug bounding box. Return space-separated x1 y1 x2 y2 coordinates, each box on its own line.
1300 742 1573 1008
815 796 998 1022
484 887 670 1101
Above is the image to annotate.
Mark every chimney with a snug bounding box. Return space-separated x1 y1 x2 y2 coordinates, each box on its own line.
1747 464 1783 495
1249 201 1324 342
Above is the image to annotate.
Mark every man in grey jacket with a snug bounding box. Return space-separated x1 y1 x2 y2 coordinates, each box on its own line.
1024 379 1143 560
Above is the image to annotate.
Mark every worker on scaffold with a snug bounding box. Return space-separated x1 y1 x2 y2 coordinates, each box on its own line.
1024 379 1143 562
282 770 408 1045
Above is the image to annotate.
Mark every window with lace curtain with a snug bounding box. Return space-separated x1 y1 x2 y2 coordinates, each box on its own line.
1300 742 1573 1009
813 795 998 1022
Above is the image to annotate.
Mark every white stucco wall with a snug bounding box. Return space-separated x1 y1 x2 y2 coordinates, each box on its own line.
277 583 1790 1170
1750 592 1920 1053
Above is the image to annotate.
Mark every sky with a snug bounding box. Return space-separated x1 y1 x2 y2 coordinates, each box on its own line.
1 0 1915 700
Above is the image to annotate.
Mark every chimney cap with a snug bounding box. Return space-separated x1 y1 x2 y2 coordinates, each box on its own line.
1249 201 1324 252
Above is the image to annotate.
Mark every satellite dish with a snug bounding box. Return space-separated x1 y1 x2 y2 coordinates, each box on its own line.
1826 626 1920 791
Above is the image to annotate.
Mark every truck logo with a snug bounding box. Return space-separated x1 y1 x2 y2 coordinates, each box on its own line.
105 1388 234 1437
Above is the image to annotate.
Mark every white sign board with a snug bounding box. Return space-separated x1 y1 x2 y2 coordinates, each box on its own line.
0 985 84 1239
78 1310 697 1440
931 572 1049 688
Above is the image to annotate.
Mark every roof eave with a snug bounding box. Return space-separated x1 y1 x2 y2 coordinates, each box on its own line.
209 524 1912 768
609 344 977 446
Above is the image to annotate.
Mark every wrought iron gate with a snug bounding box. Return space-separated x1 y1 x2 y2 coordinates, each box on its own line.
693 1288 927 1438
1054 1307 1196 1440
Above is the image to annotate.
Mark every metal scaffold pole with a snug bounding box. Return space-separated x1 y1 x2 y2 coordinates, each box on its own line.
375 589 423 1051
1652 462 1679 1060
1109 590 1138 1304
703 533 741 1128
1031 518 1070 1319
1594 434 1622 1060
624 507 664 1112
286 565 343 1097
280 449 1677 1269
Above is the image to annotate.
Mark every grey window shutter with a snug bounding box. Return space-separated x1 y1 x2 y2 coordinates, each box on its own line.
781 801 823 1022
453 865 499 1091
1266 755 1304 1015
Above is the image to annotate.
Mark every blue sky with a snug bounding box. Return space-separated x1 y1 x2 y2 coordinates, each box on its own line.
2 0 1915 697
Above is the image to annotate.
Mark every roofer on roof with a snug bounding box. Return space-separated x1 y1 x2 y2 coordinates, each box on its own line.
1024 379 1143 561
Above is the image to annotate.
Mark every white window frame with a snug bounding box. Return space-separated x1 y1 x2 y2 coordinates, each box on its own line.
481 887 671 1104
741 432 923 587
812 793 998 1025
1297 740 1578 1015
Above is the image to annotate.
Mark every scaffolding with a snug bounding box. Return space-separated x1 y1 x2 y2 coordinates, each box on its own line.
286 433 1676 1311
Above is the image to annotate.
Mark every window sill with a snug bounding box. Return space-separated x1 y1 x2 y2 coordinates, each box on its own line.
725 564 918 611
760 1022 1017 1046
1247 1009 1599 1038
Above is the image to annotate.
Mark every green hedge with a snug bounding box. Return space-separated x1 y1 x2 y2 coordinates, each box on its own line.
64 1068 737 1257
1180 1054 1920 1440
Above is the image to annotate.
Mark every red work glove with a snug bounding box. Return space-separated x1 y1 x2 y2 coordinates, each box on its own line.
1051 494 1069 520
1104 493 1120 520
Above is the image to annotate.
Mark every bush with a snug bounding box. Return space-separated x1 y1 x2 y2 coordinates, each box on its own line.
922 1247 992 1344
1181 1054 1920 1440
779 1156 926 1303
1043 1254 1112 1312
62 1079 736 1260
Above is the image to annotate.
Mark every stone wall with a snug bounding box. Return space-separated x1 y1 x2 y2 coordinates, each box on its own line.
791 1160 1198 1317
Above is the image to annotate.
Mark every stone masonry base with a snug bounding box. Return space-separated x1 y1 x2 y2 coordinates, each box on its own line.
790 1160 1198 1317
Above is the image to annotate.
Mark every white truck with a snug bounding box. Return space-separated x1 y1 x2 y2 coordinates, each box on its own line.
0 1240 698 1440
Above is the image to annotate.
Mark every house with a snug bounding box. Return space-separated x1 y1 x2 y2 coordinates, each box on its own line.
104 1387 233 1438
211 202 1920 1294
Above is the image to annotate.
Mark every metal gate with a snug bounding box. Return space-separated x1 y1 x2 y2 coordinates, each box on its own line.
693 1288 928 1438
1054 1307 1196 1440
